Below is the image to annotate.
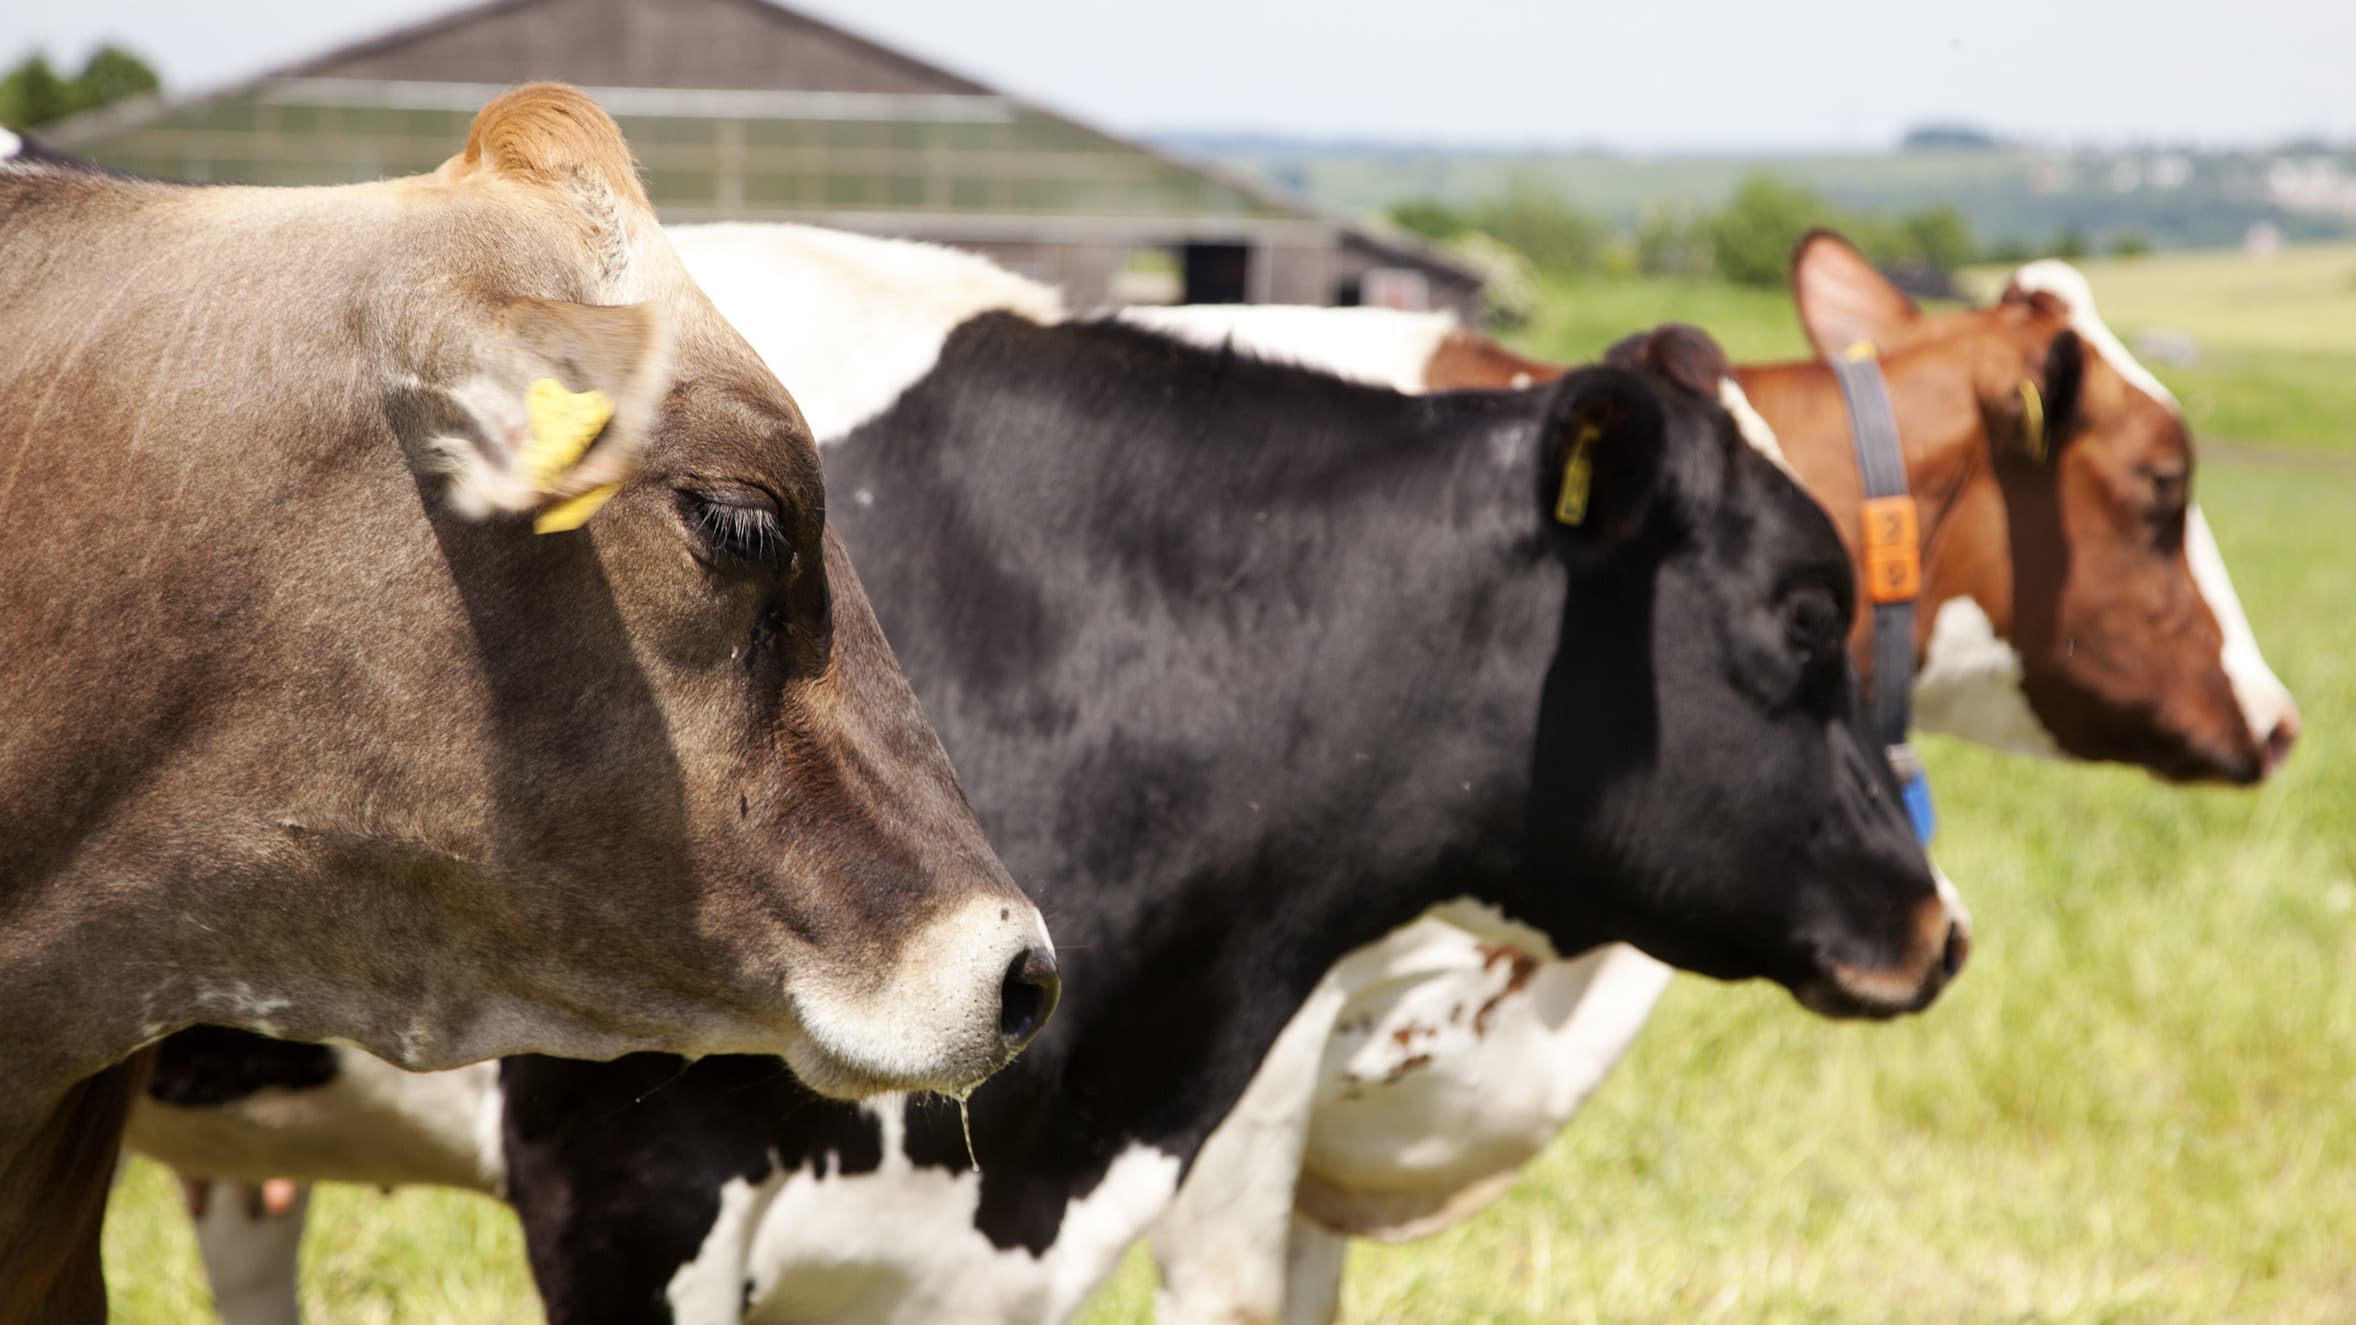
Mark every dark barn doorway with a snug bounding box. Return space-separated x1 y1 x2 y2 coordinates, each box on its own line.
1181 242 1251 303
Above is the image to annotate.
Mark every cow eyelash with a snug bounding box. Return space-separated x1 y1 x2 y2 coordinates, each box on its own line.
679 490 795 572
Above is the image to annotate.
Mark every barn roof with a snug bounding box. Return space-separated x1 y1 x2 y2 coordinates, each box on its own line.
42 0 1483 295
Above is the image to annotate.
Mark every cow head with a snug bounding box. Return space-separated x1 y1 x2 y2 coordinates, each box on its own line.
395 88 1061 1096
1790 232 2298 783
1513 325 1965 1018
0 87 1054 1099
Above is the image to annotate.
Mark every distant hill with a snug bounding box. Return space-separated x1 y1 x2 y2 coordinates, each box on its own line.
1150 133 2356 252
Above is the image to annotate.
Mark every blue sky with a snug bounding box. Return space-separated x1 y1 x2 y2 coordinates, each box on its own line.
4 0 2349 151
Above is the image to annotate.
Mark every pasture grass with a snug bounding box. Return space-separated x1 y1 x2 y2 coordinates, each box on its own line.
103 260 2356 1322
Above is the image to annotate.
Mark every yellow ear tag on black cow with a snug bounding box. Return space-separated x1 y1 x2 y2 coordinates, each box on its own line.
2018 379 2048 462
522 376 622 534
1554 421 1600 526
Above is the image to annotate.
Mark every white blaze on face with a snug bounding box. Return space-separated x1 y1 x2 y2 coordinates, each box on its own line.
2006 259 2298 756
1114 304 1460 394
2185 503 2299 749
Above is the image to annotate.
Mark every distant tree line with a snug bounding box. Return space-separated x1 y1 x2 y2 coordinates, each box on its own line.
1392 172 2153 289
1 46 161 130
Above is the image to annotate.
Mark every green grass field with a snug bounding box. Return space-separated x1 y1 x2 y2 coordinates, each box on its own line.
105 249 2356 1322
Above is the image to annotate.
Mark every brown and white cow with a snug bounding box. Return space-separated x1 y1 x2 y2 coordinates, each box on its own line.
1140 253 2299 777
0 90 1053 1319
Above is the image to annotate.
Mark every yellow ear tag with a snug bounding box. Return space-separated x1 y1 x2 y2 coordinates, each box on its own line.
2018 379 2048 462
1843 339 1878 363
1554 421 1600 526
521 377 618 534
533 482 622 534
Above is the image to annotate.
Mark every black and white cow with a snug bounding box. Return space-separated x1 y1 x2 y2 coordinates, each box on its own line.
137 229 1966 1323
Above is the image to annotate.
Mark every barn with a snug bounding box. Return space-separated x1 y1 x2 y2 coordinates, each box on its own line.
40 0 1485 314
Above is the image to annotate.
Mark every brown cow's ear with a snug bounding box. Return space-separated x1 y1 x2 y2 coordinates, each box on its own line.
425 296 675 530
1791 229 1921 361
2015 328 2085 461
1603 322 1730 398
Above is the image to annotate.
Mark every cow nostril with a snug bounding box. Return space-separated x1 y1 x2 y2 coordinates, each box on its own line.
997 946 1060 1050
1940 918 1971 980
2262 709 2301 776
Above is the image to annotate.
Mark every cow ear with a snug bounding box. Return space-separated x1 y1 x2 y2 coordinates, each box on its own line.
1535 364 1670 558
2014 328 2085 462
1603 322 1729 397
1791 229 1921 361
426 296 675 530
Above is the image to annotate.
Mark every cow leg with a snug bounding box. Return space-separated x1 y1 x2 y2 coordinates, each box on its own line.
1277 1216 1346 1325
1149 965 1382 1325
192 1180 308 1325
0 1057 148 1325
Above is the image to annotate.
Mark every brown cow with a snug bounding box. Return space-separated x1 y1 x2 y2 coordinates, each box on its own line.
0 87 1053 1319
1420 233 2300 778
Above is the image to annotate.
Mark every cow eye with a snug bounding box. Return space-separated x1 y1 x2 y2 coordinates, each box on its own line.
2138 465 2190 546
678 487 794 573
2142 465 2189 517
1784 586 1845 667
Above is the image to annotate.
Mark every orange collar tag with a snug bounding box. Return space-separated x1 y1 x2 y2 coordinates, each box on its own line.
1859 494 1921 604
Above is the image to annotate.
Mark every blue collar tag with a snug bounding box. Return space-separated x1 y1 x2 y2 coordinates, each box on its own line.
1887 742 1936 845
1901 767 1937 845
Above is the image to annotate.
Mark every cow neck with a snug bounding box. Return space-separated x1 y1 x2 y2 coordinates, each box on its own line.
1738 349 1987 685
824 321 1572 1219
1824 342 1935 841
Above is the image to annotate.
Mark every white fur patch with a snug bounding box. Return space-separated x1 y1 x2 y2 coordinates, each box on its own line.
2185 503 2298 746
667 222 1065 443
1911 597 2063 757
1297 934 1671 1239
192 983 294 1040
130 1054 503 1195
668 1173 780 1323
724 1103 1180 1324
0 128 21 159
1718 376 1797 477
2008 260 2179 407
1114 305 1459 394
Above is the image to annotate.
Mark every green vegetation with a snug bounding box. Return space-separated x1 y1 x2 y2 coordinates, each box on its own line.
103 251 2356 1323
1392 175 1981 288
1197 139 2356 251
0 46 159 128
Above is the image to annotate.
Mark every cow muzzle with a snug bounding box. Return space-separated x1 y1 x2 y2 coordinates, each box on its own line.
783 891 1059 1099
1797 866 1972 1020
